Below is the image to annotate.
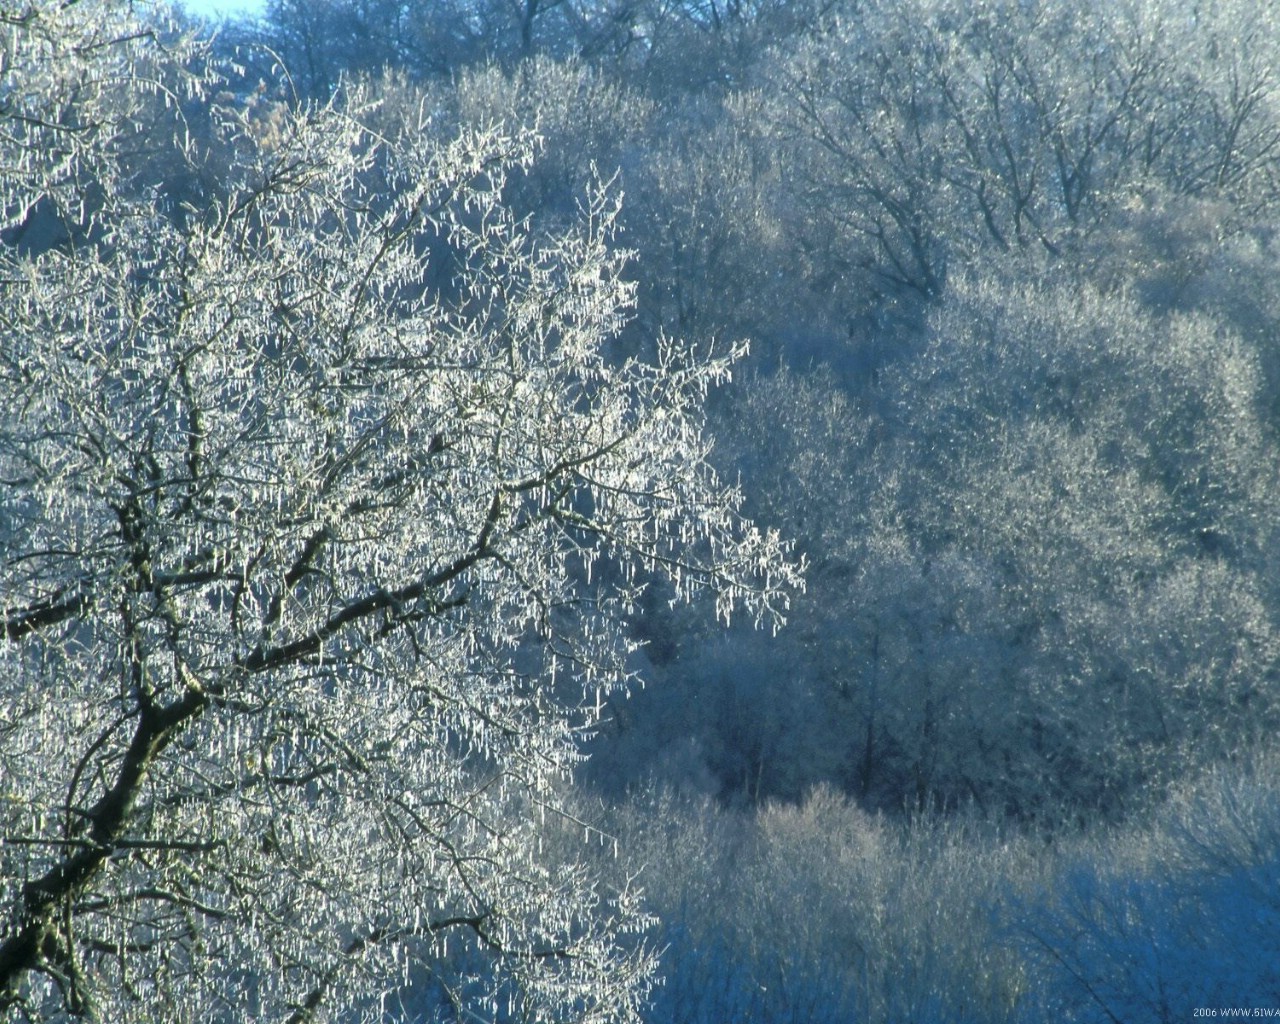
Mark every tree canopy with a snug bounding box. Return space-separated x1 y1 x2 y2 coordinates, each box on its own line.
0 3 798 1019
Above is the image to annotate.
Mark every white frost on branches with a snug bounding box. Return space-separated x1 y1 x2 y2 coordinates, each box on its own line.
0 2 801 1020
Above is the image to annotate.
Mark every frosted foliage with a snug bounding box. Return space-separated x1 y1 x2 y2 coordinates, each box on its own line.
765 0 1280 300
0 1 207 233
873 277 1280 808
0 3 800 1020
907 278 1272 586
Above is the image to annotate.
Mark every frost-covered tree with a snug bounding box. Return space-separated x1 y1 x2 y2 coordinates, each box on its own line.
687 275 1280 819
0 3 799 1020
867 277 1280 815
760 0 1280 308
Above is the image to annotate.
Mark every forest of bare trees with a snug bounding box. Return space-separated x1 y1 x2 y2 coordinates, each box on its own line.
4 0 1280 1019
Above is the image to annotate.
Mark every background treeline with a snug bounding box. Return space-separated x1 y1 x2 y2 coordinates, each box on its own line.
196 0 1280 1015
